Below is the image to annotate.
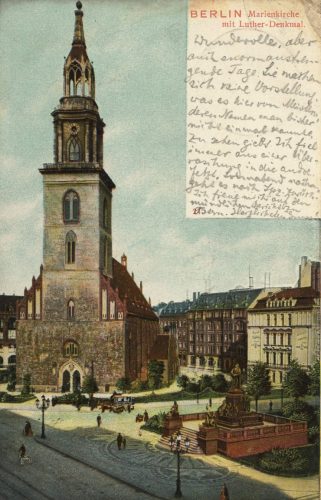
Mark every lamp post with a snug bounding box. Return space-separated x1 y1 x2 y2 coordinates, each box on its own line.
35 395 50 439
172 442 183 498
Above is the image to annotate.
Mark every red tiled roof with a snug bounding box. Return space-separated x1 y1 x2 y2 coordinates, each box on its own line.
111 259 157 320
149 334 169 360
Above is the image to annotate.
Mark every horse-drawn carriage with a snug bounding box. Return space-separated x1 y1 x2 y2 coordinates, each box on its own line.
99 394 135 413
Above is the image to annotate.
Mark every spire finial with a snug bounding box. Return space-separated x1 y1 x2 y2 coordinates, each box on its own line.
73 1 86 47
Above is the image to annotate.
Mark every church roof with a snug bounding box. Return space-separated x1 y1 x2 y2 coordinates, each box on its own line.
111 259 157 320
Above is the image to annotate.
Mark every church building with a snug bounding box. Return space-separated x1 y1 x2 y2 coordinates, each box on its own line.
16 2 159 392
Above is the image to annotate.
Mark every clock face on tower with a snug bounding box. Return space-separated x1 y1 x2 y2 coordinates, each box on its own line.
69 123 80 136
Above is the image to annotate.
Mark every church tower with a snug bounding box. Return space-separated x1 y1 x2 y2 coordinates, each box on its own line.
16 2 159 393
40 1 114 322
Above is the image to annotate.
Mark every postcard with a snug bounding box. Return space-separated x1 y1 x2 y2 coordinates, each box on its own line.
0 1 319 499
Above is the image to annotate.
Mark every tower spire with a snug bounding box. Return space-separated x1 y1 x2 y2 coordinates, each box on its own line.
73 1 86 47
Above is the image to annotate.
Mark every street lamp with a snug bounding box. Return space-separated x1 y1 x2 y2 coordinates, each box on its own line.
172 442 183 498
35 395 50 439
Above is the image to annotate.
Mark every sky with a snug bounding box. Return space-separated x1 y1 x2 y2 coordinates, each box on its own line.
0 0 320 304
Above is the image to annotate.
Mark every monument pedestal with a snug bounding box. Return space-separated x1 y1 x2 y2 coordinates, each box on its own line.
198 425 218 455
163 415 183 437
216 388 263 428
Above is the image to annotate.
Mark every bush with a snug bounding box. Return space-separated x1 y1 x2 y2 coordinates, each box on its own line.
51 393 88 406
0 392 35 403
176 375 189 389
130 379 149 392
141 411 166 434
259 447 308 474
186 381 200 393
116 377 131 392
308 426 319 443
211 374 228 393
199 375 212 391
282 400 316 425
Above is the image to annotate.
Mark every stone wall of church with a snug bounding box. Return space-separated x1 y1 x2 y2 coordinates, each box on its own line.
16 319 125 391
42 270 100 322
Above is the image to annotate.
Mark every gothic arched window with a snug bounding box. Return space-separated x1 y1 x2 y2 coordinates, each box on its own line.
63 191 79 223
64 340 79 357
103 237 108 269
67 299 75 320
69 62 82 96
65 231 77 264
103 198 108 229
68 137 81 161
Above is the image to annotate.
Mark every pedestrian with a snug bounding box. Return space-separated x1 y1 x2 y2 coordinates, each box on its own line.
206 404 209 411
184 436 190 453
169 435 174 451
196 393 199 404
97 414 102 427
127 403 131 413
209 397 212 407
24 421 33 437
219 483 230 500
19 444 26 459
123 437 127 449
117 432 123 450
176 431 182 448
143 410 149 422
269 400 273 412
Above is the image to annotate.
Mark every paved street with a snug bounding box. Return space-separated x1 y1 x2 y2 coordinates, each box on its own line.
0 404 319 500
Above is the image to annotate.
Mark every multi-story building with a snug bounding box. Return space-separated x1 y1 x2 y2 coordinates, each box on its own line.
0 294 23 372
186 288 267 376
159 300 191 367
248 257 320 386
248 285 320 386
16 3 159 392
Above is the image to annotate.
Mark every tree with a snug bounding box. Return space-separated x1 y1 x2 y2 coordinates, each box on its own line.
176 374 189 390
308 361 320 396
283 360 310 401
81 375 98 395
21 373 31 395
246 362 271 412
6 365 16 391
148 360 165 389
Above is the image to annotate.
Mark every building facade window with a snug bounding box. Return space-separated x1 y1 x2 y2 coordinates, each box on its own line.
67 299 75 319
65 231 77 264
63 191 80 222
288 314 292 326
8 355 16 365
64 341 79 357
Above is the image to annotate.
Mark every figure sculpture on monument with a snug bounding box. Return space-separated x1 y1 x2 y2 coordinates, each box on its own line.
168 400 179 417
231 363 242 389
